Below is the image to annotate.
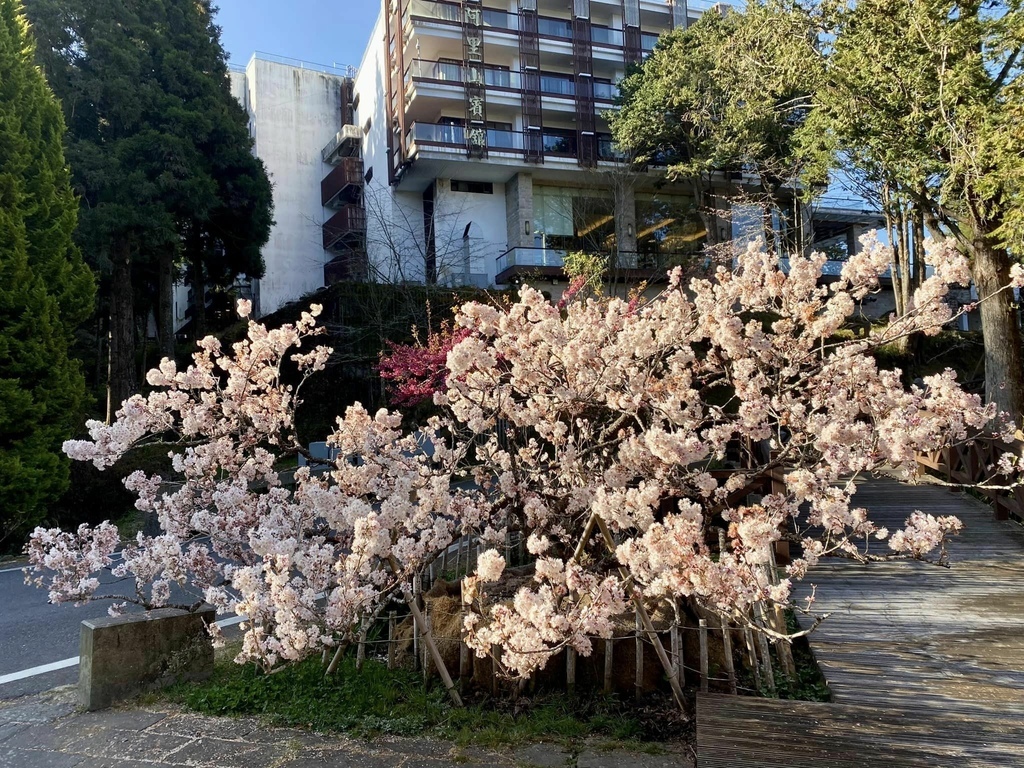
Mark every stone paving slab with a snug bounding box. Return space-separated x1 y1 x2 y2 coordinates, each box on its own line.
0 686 693 768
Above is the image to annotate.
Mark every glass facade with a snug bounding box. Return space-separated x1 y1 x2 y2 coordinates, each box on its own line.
534 186 616 253
635 192 706 256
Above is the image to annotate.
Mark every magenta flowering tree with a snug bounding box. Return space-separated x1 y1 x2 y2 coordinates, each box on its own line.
27 238 1024 709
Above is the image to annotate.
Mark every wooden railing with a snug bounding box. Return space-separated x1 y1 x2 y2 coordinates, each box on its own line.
917 436 1024 523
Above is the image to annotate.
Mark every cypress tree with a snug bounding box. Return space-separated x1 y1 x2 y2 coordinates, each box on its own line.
0 0 94 545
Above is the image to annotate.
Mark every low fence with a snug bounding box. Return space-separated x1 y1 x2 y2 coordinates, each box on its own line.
917 436 1024 524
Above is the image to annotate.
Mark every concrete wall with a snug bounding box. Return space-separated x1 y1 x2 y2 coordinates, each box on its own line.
79 607 215 711
435 179 507 286
242 58 345 315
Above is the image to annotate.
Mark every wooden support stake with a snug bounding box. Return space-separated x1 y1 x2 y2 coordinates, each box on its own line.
603 638 614 694
387 611 396 670
441 541 449 577
356 618 367 671
490 644 499 697
422 613 432 683
756 625 776 697
388 556 463 707
699 619 709 693
635 611 644 700
594 516 687 714
670 622 682 690
764 552 796 682
720 616 737 695
566 647 577 696
412 573 421 671
743 626 761 692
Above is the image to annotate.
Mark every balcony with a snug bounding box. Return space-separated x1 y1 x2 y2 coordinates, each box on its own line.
322 205 367 251
407 59 519 90
321 157 364 208
406 122 625 164
407 59 619 102
407 121 524 153
406 0 515 31
325 248 368 284
322 125 362 164
495 247 685 284
404 1 648 51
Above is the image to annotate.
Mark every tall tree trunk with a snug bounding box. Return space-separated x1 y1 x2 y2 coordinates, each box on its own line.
158 249 175 359
972 239 1024 423
107 239 137 423
190 254 206 340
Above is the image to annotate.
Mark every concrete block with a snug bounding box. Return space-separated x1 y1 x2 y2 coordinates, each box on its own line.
78 606 215 711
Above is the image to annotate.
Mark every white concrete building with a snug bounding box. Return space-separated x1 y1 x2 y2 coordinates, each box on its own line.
229 54 357 316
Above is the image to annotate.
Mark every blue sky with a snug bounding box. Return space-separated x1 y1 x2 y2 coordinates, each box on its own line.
214 1 379 71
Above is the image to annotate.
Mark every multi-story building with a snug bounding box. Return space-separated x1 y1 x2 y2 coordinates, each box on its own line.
228 53 357 317
224 3 884 319
346 0 743 292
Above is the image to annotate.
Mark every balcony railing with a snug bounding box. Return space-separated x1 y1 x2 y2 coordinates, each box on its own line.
323 205 367 251
776 256 890 278
406 0 647 49
407 122 625 162
496 247 688 279
406 0 514 30
407 121 524 151
322 125 362 164
407 59 619 101
321 157 364 208
408 59 517 89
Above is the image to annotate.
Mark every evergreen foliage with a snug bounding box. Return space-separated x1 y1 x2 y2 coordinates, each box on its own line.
25 0 273 413
0 0 94 544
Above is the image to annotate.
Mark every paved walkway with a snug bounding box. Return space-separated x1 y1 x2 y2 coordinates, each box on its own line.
0 686 693 768
698 476 1024 766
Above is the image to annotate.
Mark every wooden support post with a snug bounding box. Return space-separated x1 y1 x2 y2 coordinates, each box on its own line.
388 556 463 707
756 627 776 697
635 611 644 700
720 616 737 695
603 638 614 694
422 613 432 682
356 618 368 672
412 573 421 671
671 622 682 689
594 516 687 714
764 553 796 682
387 611 397 670
441 541 449 577
743 627 761 692
566 647 577 696
490 644 499 697
699 619 709 693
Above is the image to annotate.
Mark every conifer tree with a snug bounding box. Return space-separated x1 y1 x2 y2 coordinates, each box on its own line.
0 0 94 545
26 0 272 415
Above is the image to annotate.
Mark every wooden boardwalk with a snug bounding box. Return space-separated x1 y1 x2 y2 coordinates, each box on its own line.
698 476 1024 766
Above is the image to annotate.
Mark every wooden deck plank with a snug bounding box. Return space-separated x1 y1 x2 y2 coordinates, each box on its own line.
698 476 1024 766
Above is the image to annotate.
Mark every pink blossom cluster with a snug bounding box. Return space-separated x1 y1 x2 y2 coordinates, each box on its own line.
27 238 1020 682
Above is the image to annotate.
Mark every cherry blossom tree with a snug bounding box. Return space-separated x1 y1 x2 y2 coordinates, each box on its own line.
26 238 1024 709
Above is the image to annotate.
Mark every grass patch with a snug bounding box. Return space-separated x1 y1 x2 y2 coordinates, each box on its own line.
164 650 676 750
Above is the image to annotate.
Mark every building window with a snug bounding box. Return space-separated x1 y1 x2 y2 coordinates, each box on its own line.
364 166 374 184
363 117 372 134
534 186 615 253
451 180 493 194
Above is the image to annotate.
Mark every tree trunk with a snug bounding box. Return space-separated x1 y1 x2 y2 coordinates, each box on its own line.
107 239 137 423
972 239 1024 423
157 249 175 360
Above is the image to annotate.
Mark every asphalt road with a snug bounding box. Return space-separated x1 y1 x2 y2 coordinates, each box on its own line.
0 559 208 700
